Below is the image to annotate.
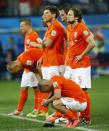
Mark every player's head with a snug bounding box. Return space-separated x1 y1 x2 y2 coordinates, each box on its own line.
43 5 59 23
38 79 53 92
59 5 70 22
7 60 23 73
20 19 32 34
67 7 82 24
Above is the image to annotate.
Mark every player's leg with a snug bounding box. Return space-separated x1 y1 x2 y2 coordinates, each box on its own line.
26 72 41 117
8 71 29 116
52 98 82 128
60 97 87 128
35 67 49 118
74 67 91 124
80 89 91 124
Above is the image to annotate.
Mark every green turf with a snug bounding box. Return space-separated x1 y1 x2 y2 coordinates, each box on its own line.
0 76 109 131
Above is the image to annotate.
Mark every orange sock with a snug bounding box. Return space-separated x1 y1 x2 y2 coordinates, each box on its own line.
55 111 64 117
17 88 28 112
37 90 49 112
65 110 78 120
33 88 38 110
81 91 90 121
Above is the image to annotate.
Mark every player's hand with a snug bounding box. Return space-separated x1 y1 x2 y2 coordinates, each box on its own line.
42 99 49 106
37 57 42 67
74 55 83 63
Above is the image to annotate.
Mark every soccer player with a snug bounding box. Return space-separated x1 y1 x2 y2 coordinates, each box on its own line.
34 5 66 117
64 7 95 124
37 75 87 128
8 19 43 116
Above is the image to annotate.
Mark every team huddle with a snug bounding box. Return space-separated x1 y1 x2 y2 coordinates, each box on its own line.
7 5 95 128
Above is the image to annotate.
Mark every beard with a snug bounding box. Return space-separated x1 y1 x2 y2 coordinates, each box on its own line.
67 20 75 24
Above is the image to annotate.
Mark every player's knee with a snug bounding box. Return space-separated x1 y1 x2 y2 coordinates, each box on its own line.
52 100 61 109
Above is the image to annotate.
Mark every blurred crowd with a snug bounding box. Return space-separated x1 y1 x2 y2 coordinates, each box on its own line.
0 0 109 17
0 35 24 80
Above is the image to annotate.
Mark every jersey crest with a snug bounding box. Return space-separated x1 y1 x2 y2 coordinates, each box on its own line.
83 30 89 36
53 82 58 88
51 30 56 36
26 60 32 65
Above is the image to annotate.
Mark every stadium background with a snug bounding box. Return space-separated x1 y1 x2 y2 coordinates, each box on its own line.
0 0 109 130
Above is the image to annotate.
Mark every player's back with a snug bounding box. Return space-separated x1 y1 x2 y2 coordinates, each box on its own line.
17 48 43 67
51 76 86 103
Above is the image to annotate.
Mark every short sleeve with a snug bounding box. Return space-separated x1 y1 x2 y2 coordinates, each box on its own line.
53 81 61 90
80 24 91 39
46 27 60 41
30 32 42 44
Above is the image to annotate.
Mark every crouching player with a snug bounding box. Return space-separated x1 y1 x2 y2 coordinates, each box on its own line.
38 75 87 128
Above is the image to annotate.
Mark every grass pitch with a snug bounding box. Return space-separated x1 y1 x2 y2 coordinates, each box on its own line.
0 76 109 131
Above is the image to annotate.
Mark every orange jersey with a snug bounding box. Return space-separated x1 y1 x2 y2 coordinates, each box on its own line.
42 20 66 66
65 21 91 68
17 48 43 70
24 30 42 50
24 30 42 72
51 76 86 103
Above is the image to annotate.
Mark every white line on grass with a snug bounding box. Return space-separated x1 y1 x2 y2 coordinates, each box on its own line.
0 113 99 131
15 128 62 131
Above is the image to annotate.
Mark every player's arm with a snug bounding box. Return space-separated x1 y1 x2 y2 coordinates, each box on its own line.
42 37 53 48
74 33 95 63
82 34 95 56
42 89 61 106
29 41 43 48
29 36 43 48
42 29 59 48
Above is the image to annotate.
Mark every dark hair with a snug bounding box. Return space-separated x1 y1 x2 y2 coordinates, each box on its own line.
59 4 71 14
44 5 59 18
70 7 82 22
20 19 32 26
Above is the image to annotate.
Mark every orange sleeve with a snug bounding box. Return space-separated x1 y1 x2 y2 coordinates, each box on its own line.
31 32 42 44
80 24 91 39
51 76 63 91
46 26 61 42
53 81 62 91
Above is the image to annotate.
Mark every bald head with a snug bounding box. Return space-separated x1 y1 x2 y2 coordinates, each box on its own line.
38 79 53 93
7 60 23 73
